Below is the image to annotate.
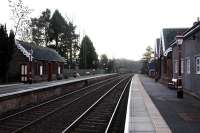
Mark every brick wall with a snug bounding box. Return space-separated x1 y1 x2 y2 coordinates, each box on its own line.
8 47 28 82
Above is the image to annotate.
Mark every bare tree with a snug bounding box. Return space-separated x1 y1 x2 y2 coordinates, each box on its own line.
8 0 33 41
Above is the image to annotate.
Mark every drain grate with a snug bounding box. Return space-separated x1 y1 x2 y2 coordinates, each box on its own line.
178 113 200 122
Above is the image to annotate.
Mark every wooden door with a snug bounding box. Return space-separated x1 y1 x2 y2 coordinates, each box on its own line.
48 63 52 81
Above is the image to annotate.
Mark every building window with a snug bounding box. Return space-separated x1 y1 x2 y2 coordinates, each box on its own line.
181 60 184 74
186 57 190 74
196 57 200 74
58 66 61 75
43 63 47 74
21 64 28 82
40 65 43 76
175 61 178 73
21 64 27 75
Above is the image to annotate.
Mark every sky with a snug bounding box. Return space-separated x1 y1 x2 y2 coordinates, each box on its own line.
1 0 200 60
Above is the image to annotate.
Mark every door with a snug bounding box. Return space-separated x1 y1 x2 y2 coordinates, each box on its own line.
48 63 52 81
21 64 28 82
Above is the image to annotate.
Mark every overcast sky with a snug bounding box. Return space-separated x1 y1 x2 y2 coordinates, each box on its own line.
1 0 200 60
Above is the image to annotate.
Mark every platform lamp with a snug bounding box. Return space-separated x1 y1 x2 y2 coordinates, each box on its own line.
28 49 33 84
176 35 184 98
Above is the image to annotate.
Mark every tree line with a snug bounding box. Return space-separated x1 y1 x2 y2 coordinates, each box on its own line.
7 0 99 69
0 25 15 82
7 0 118 71
140 46 154 74
29 9 101 69
30 9 80 67
0 0 144 83
0 0 117 82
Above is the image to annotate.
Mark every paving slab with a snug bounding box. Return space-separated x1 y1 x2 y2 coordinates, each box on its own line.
124 74 171 133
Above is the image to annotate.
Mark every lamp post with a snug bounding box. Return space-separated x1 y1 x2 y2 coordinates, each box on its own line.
28 49 33 84
176 35 184 98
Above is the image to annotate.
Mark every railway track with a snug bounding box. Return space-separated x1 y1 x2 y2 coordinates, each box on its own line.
0 74 132 133
63 75 131 133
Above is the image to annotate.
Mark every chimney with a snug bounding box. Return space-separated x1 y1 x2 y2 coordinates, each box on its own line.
193 17 200 25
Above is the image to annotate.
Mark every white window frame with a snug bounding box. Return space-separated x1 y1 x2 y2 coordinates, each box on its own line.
21 65 24 75
181 59 184 74
21 64 28 82
186 57 190 74
58 66 61 75
196 57 200 74
40 65 43 76
24 65 27 75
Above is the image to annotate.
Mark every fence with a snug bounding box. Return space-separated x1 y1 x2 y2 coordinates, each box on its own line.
63 69 106 78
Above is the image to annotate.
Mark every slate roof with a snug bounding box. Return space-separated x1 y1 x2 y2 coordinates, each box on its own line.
161 28 188 51
16 40 65 62
182 21 200 39
169 21 200 47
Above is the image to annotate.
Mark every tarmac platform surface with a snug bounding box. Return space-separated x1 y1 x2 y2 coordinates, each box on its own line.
139 75 200 133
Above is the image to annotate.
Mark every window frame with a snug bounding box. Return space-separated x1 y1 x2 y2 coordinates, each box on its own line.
40 65 43 76
21 64 28 82
196 56 200 74
181 59 184 74
186 57 190 74
58 66 61 75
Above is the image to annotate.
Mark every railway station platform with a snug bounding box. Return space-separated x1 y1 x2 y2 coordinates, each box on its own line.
124 74 171 133
0 74 116 114
0 74 114 97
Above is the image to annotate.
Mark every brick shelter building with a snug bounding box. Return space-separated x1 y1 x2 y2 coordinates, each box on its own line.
8 40 65 83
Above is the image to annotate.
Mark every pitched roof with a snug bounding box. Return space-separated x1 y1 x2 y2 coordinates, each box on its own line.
182 21 200 39
16 40 65 62
169 21 200 47
161 28 188 51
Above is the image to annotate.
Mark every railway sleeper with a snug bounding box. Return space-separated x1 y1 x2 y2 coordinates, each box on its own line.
76 124 107 131
74 128 103 133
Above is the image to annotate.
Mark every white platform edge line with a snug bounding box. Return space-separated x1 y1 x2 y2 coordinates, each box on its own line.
0 83 23 88
137 75 172 133
124 76 134 133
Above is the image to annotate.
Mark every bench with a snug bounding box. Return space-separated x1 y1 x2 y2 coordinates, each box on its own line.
168 78 177 89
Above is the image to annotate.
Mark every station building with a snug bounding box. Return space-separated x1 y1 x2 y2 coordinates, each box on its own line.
171 20 200 96
8 40 65 83
154 28 187 84
155 19 200 97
